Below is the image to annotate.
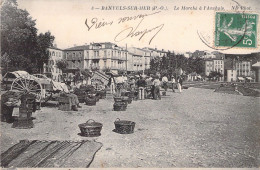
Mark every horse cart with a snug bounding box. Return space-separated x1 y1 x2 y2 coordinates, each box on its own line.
2 71 66 105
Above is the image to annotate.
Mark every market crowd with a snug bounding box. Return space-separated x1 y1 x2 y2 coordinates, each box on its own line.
108 73 184 100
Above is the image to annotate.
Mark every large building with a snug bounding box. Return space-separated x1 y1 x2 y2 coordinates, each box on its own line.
205 58 224 81
64 42 127 74
235 61 253 78
43 46 63 81
63 45 86 72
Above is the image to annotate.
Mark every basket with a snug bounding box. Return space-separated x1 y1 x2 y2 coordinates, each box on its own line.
114 118 135 134
114 97 123 102
121 96 129 106
113 102 127 111
127 97 132 104
78 119 103 137
85 96 97 106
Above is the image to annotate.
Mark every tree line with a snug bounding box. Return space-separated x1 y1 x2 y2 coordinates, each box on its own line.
1 0 55 75
147 52 205 78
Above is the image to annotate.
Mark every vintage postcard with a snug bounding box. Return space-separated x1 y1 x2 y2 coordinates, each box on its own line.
1 0 260 169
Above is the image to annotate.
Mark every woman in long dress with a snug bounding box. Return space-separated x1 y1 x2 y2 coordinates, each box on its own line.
177 76 182 93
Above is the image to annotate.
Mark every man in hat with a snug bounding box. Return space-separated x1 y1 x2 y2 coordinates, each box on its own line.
152 75 161 100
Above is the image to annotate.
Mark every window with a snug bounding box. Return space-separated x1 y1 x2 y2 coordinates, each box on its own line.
52 52 55 56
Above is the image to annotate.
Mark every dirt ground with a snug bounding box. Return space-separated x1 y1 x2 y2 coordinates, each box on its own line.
1 87 259 168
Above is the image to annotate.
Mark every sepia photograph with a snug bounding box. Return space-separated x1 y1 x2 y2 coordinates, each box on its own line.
1 0 260 168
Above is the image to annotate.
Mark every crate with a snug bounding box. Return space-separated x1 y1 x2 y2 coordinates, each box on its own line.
19 107 32 119
58 97 72 111
58 103 72 111
58 96 72 104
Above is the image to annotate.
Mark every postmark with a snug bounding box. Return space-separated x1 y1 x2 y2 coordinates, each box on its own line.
215 12 258 48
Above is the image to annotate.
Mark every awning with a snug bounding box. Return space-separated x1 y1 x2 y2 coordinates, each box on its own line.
246 77 253 80
238 77 244 80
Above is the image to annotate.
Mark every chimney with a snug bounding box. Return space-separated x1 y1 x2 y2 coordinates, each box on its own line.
74 44 77 47
54 44 57 48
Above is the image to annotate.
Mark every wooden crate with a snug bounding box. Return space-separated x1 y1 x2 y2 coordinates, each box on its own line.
58 97 72 111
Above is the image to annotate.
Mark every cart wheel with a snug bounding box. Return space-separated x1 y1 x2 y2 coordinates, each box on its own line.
11 77 43 103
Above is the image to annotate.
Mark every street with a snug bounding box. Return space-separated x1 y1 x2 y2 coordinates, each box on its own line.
1 86 259 168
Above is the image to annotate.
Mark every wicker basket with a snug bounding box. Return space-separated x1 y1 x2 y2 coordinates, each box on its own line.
127 97 132 104
85 96 97 106
113 102 127 111
78 119 103 137
114 118 135 134
114 97 123 102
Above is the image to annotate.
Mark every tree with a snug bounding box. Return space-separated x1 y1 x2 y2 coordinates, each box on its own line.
35 32 55 70
56 59 68 72
1 0 55 74
208 71 223 81
150 56 161 72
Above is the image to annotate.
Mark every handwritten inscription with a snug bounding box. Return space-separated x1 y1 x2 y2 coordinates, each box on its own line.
114 19 164 45
85 11 163 44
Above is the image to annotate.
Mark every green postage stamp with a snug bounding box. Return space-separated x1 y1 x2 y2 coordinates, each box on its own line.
215 12 258 48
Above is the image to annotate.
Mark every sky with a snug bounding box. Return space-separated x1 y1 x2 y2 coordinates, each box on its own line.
17 0 260 54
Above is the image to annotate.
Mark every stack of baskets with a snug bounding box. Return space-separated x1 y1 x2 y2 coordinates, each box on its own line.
113 97 127 111
12 93 36 129
78 119 103 137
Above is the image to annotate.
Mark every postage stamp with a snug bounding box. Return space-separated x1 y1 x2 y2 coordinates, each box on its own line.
215 12 258 48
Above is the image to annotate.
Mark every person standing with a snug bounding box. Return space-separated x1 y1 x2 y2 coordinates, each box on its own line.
177 75 182 93
152 75 161 100
129 77 136 91
136 75 146 100
108 75 116 94
115 74 124 97
162 75 168 92
171 76 176 92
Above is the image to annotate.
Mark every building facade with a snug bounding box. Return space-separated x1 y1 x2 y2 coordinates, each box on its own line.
205 58 224 81
43 47 63 81
235 61 252 78
63 46 86 71
64 42 128 74
226 69 237 82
